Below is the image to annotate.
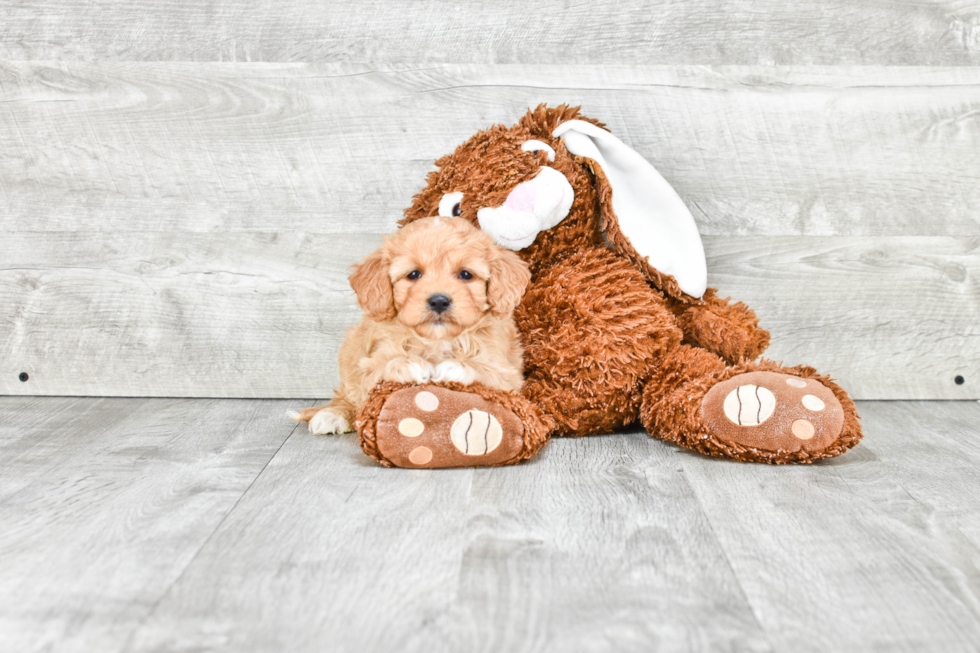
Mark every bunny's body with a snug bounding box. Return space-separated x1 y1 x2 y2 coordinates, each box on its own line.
356 106 862 466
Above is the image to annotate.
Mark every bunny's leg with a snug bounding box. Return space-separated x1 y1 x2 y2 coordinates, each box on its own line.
639 345 863 463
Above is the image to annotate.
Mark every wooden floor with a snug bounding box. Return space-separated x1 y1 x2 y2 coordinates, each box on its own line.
0 398 978 652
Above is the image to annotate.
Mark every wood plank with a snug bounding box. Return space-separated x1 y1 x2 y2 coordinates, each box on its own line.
3 1 980 65
1 63 978 236
707 236 980 400
0 395 309 653
2 397 978 650
2 234 975 399
677 400 980 653
125 428 771 653
850 401 980 533
0 231 379 397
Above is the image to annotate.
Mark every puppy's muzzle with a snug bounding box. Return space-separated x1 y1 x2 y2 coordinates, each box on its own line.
427 294 452 314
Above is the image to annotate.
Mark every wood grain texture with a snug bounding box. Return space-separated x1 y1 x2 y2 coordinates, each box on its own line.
126 426 771 653
679 400 980 653
854 402 980 542
4 397 973 652
1 63 978 236
1 63 977 399
0 231 379 397
3 0 980 65
2 397 978 651
1 235 976 399
0 396 308 653
708 236 980 400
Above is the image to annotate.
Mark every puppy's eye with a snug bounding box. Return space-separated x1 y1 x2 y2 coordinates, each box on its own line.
438 191 464 218
407 270 422 280
458 270 473 280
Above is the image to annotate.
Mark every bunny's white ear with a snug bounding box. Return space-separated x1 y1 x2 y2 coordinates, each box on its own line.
553 120 707 298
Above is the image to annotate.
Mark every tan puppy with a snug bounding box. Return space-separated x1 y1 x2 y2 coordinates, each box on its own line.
292 216 531 435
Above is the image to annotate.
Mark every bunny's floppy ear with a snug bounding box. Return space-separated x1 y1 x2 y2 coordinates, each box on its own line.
553 120 707 299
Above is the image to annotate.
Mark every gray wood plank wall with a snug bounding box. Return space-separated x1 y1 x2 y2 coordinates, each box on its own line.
1 4 978 400
4 1 980 65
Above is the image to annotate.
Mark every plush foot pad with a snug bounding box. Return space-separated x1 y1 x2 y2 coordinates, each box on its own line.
701 371 845 454
374 386 527 468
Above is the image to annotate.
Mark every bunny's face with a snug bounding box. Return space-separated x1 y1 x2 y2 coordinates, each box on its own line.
427 131 577 252
403 107 605 265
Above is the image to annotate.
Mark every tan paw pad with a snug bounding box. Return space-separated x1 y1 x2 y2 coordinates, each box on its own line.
415 391 440 412
722 385 776 426
409 446 433 465
801 395 825 411
398 418 424 437
792 420 815 440
450 410 503 455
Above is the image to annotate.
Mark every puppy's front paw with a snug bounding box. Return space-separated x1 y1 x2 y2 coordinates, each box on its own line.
383 358 432 384
408 362 432 383
432 361 475 384
309 408 352 435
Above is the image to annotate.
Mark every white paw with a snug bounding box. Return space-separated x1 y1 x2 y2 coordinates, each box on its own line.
432 361 475 384
383 358 432 384
309 409 351 435
407 362 432 383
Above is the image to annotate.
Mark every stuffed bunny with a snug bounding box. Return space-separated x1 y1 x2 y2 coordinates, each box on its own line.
356 105 863 467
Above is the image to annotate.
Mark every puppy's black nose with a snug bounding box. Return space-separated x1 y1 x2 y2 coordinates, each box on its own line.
427 294 452 314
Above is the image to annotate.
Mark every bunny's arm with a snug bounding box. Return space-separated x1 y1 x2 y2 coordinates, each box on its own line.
667 289 770 365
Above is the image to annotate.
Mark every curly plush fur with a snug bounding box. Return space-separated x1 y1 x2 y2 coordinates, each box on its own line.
360 104 864 465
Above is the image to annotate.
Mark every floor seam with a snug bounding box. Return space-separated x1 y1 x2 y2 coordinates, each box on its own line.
117 399 316 653
677 462 778 653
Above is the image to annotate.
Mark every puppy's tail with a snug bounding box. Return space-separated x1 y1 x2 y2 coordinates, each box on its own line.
287 405 328 423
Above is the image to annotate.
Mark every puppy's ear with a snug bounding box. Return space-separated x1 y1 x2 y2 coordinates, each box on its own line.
349 248 396 321
487 247 531 318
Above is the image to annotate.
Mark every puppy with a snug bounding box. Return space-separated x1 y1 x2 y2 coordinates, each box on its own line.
291 216 531 435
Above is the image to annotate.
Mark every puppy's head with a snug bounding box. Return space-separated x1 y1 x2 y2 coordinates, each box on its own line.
349 217 530 339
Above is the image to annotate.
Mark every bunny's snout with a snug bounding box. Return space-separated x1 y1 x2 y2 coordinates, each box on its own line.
476 167 575 251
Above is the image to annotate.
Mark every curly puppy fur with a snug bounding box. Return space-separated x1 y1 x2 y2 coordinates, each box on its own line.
391 104 862 463
293 216 530 434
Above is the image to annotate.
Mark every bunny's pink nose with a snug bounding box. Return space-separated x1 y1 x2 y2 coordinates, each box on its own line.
502 181 537 213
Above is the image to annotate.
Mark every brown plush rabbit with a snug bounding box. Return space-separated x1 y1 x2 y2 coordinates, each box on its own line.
355 105 862 467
